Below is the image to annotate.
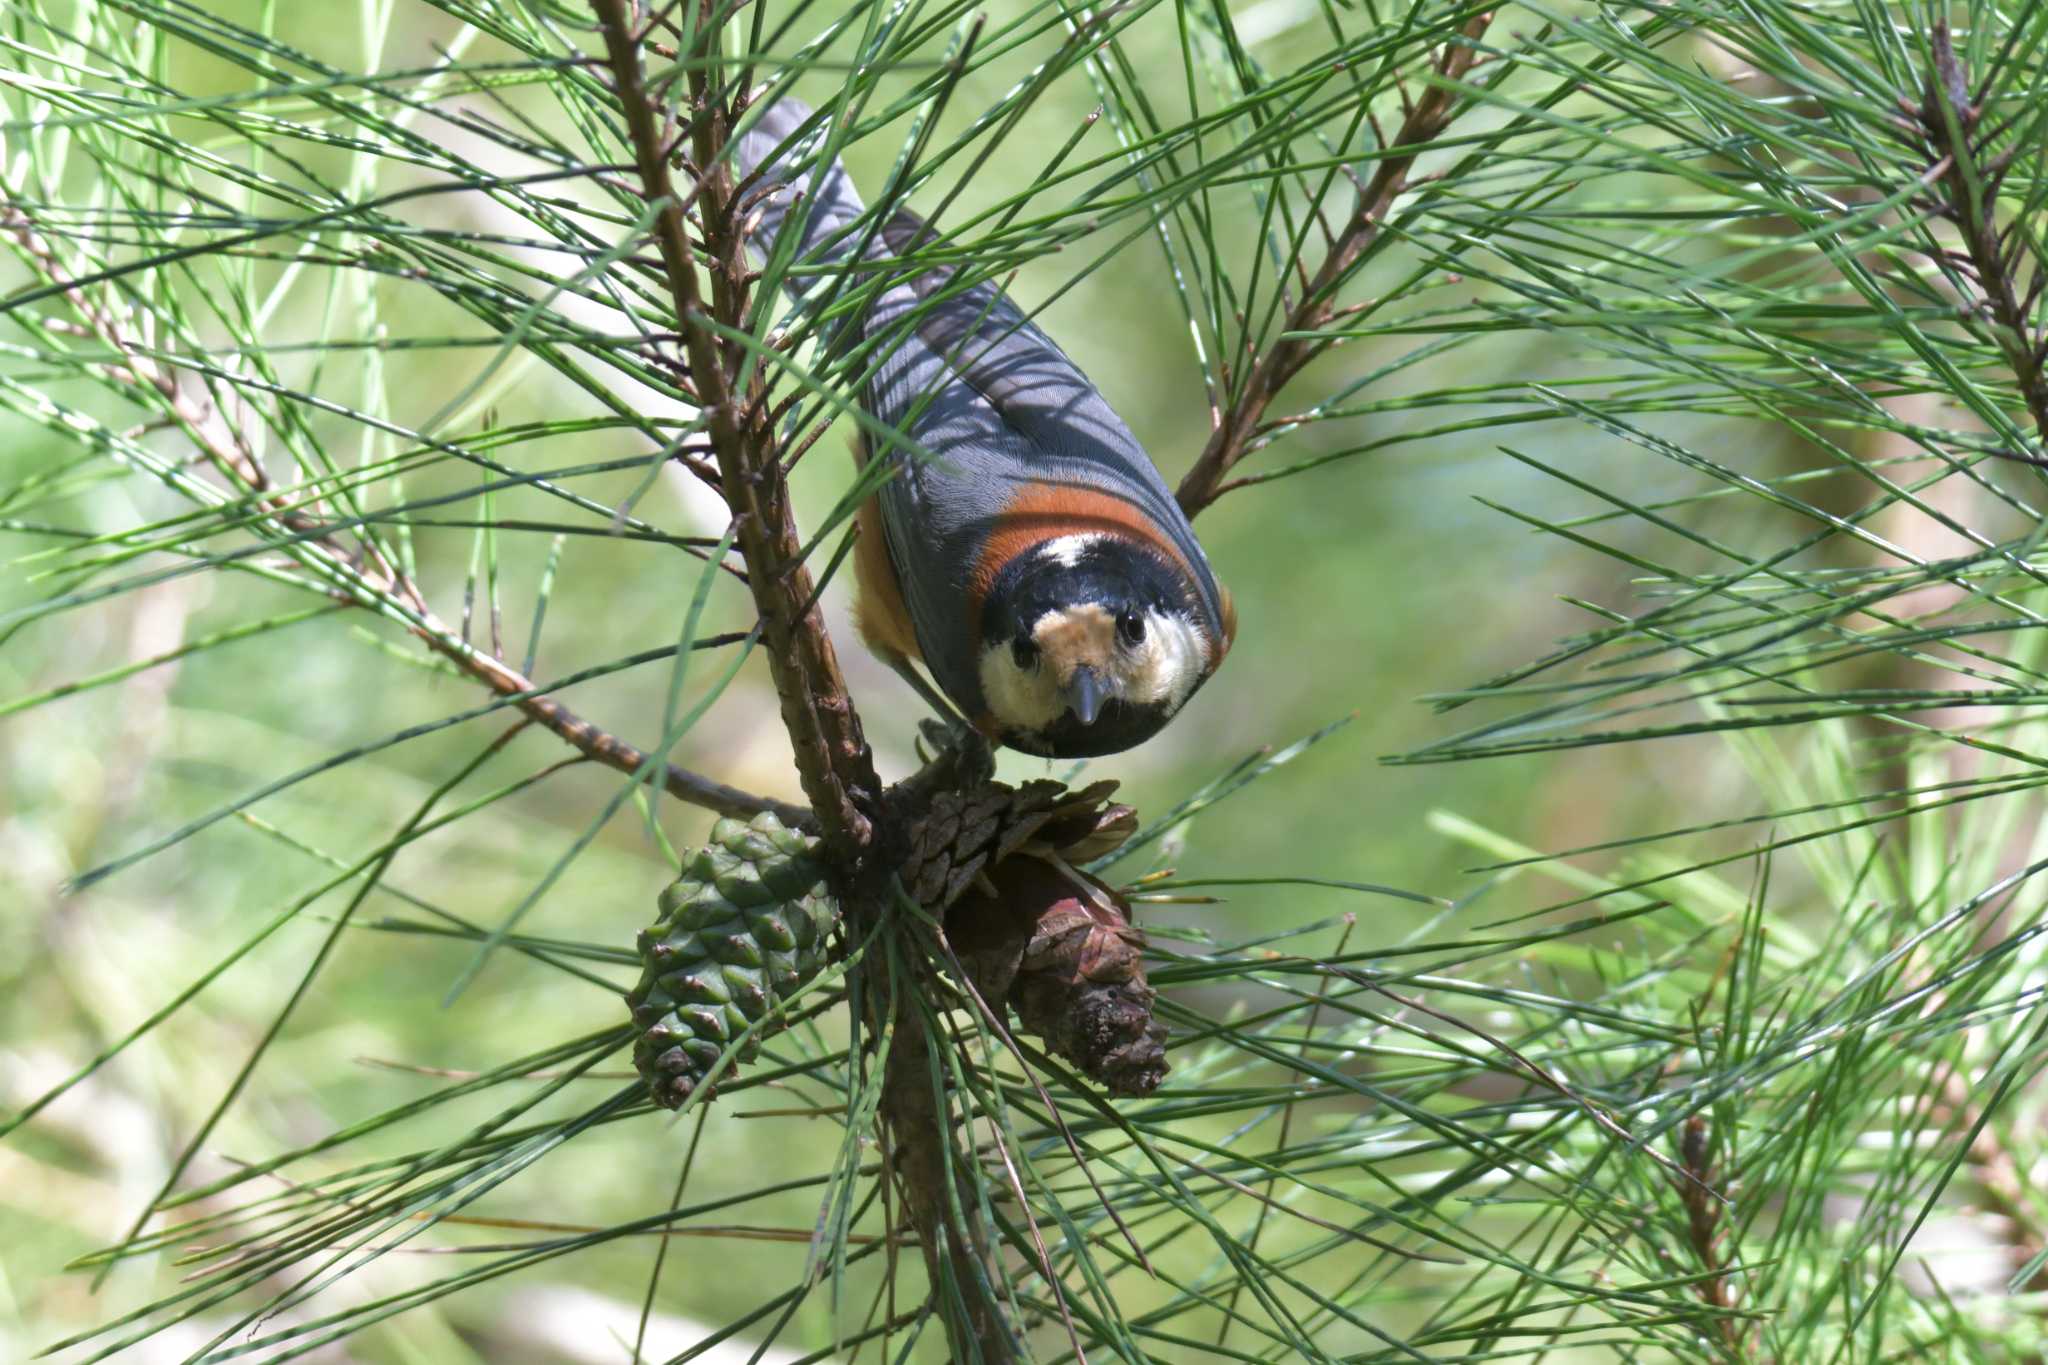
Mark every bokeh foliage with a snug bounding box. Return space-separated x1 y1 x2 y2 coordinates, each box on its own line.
6 0 2048 1361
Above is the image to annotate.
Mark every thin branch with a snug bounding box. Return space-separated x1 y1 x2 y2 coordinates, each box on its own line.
589 0 877 861
879 980 1023 1364
1670 1115 1750 1355
0 199 804 829
1176 12 1493 518
1921 22 2048 450
587 5 1024 1358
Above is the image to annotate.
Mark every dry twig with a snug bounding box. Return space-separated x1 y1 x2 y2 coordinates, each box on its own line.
586 5 1015 1358
0 200 806 829
1670 1115 1749 1355
1919 22 2048 451
1176 12 1494 518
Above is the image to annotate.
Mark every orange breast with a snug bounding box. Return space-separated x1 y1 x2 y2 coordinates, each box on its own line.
846 433 923 665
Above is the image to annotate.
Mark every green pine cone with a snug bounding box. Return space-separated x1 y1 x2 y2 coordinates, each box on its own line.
626 811 836 1109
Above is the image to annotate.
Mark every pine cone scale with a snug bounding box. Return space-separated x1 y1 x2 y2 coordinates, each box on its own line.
626 812 837 1109
909 779 1168 1097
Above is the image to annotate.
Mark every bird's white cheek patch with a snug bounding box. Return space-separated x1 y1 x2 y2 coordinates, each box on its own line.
978 644 1065 732
978 608 1209 736
1123 611 1207 711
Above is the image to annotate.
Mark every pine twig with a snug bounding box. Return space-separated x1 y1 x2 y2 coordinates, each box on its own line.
589 0 877 862
1671 1115 1749 1356
1175 11 1493 518
0 200 804 830
1920 21 2048 451
1916 29 2048 1284
879 988 1022 1363
587 6 1019 1358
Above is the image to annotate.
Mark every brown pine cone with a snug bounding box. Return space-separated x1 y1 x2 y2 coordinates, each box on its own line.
909 780 1165 1096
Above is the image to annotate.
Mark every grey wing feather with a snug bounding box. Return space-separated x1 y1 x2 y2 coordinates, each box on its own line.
864 210 1225 621
731 98 871 303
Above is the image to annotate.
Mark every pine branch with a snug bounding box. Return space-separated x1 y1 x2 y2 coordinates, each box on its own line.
1175 11 1493 518
22 4 2048 1359
1920 21 2048 451
1672 1115 1750 1358
0 197 805 830
586 5 1017 1358
589 0 877 861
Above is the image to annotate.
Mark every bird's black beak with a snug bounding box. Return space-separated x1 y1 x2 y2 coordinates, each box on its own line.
1065 666 1107 725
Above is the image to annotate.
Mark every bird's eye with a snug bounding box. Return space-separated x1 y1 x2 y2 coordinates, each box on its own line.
1117 612 1146 647
1011 637 1039 670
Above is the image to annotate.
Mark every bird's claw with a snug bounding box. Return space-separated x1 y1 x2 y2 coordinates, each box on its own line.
916 716 993 780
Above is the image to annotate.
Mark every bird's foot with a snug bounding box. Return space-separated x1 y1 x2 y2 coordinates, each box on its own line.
915 716 993 782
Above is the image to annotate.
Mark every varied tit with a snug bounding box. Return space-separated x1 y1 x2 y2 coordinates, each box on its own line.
733 98 1234 758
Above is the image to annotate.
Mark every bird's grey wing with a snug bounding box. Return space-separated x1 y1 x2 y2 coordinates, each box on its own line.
866 209 1228 630
871 209 1124 453
731 98 871 303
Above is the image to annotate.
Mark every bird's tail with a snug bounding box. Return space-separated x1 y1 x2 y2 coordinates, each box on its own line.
730 97 868 301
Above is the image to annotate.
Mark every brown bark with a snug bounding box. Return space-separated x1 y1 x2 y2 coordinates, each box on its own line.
586 7 1014 1357
1176 12 1495 518
0 201 803 829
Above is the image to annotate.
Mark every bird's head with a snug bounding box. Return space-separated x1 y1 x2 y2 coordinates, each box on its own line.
976 534 1217 757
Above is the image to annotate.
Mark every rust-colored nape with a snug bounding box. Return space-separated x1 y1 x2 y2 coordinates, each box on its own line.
967 481 1195 620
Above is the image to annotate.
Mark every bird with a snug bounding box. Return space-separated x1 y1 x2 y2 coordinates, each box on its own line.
732 97 1234 758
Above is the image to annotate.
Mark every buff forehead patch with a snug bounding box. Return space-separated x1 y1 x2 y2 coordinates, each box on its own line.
1031 604 1116 677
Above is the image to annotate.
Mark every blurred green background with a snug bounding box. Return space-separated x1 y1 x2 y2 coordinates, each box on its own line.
0 1 1780 1359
